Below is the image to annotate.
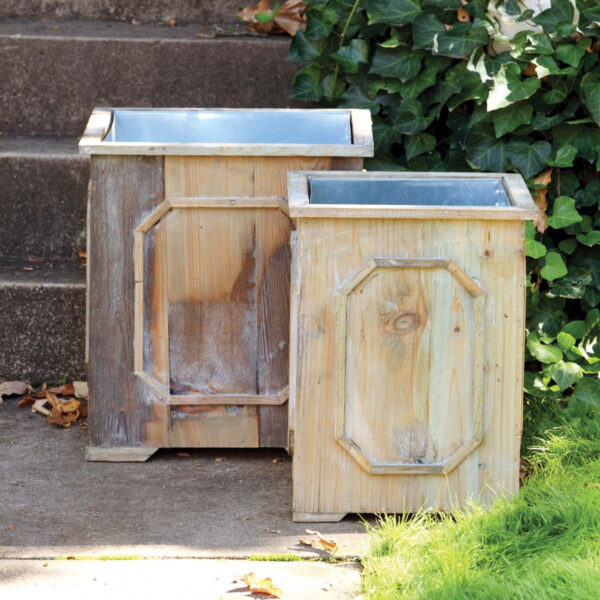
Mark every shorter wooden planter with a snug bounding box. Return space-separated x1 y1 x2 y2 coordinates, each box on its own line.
80 108 373 461
288 171 538 521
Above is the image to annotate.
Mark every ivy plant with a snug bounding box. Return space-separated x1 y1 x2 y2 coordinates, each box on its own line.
288 0 600 420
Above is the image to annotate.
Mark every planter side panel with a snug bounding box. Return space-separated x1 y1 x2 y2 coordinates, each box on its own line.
88 155 168 454
292 218 525 515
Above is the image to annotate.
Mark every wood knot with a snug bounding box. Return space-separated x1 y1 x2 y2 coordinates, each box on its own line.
384 312 419 336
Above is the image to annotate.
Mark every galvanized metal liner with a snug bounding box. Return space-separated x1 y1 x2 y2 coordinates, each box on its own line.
104 109 353 145
308 178 512 207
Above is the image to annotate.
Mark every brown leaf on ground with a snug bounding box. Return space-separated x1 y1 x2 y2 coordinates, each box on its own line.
17 396 35 408
48 383 75 396
265 528 281 534
214 456 226 462
271 458 284 464
177 452 191 457
80 403 88 419
306 529 337 550
45 392 81 428
0 381 31 401
299 538 315 547
78 249 87 264
237 0 306 36
533 168 553 233
242 572 283 598
32 398 50 416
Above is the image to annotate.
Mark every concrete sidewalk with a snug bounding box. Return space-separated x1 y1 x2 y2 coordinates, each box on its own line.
0 401 371 597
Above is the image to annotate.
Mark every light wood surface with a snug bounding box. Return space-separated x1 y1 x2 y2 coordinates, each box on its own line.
290 171 528 517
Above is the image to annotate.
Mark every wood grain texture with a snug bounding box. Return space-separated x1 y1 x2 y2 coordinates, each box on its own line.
87 155 169 454
291 216 525 517
169 405 259 447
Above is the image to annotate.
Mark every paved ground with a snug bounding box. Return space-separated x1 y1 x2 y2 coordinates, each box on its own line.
0 400 371 597
0 559 362 599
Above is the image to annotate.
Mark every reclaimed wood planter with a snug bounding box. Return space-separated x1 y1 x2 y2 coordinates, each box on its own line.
288 171 538 521
79 108 373 461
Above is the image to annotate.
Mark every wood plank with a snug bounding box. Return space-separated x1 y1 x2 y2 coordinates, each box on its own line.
292 217 524 515
87 155 169 450
86 446 158 462
169 405 259 447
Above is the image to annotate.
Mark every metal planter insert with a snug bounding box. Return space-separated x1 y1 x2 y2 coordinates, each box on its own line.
288 171 538 522
80 108 373 462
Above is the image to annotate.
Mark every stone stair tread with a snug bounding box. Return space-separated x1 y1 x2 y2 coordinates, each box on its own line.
0 18 298 137
0 259 86 288
0 135 83 158
0 0 243 25
0 17 257 40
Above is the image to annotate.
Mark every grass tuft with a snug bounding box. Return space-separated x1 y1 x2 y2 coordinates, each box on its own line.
362 405 600 599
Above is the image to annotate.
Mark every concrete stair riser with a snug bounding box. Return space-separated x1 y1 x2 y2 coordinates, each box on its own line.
0 138 88 262
0 20 298 136
0 264 86 382
0 0 244 24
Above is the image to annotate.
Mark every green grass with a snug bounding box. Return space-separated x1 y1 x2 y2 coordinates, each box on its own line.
361 406 600 600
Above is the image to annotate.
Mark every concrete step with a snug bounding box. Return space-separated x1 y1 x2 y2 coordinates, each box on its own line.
0 137 89 263
0 18 298 137
0 261 86 383
0 0 244 24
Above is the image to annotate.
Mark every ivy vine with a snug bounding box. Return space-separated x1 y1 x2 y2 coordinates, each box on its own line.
288 0 600 421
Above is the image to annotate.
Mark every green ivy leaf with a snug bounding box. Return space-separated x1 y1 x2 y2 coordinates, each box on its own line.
525 221 547 258
580 72 600 127
547 196 583 229
320 72 345 100
556 39 590 67
423 0 462 7
487 62 541 111
527 332 564 363
290 66 323 102
553 123 600 163
369 47 422 82
532 55 577 77
305 6 338 39
532 0 575 34
510 140 552 179
563 320 587 339
393 99 435 134
288 31 323 63
404 133 436 160
546 144 578 168
362 0 422 26
389 64 438 98
541 251 568 281
340 84 380 113
433 23 488 59
492 102 533 138
559 238 578 254
549 361 583 390
570 377 600 407
412 12 445 49
372 116 401 152
577 231 600 246
332 39 370 73
557 331 576 351
466 133 513 171
548 267 592 298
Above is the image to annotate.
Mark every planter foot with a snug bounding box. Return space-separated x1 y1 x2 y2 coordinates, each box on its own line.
292 512 346 523
86 447 158 462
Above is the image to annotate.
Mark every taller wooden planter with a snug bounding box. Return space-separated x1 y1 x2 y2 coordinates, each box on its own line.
288 171 538 521
79 108 373 461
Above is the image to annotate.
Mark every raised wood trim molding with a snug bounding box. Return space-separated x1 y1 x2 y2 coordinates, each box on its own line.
335 257 485 476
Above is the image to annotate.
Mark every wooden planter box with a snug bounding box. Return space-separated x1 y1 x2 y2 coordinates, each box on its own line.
79 108 373 461
288 171 538 521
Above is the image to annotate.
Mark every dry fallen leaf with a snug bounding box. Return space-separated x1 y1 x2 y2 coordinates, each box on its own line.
177 452 191 457
271 458 284 464
242 572 283 598
299 538 315 547
0 381 31 401
306 529 337 551
78 249 87 264
265 528 281 534
169 18 176 27
533 168 553 233
73 381 88 399
32 398 50 416
237 0 306 36
45 392 81 428
48 383 75 396
214 456 226 462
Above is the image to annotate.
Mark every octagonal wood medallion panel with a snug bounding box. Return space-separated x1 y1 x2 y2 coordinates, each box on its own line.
335 258 485 475
133 200 290 406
